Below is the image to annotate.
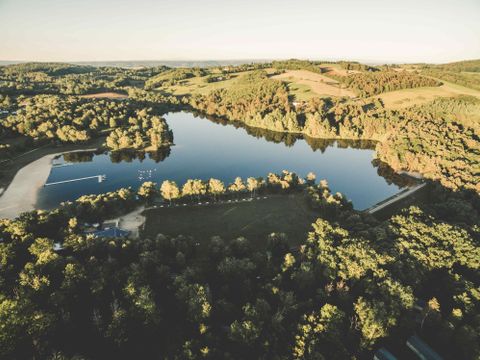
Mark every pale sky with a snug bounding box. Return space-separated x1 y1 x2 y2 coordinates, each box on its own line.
1 0 479 63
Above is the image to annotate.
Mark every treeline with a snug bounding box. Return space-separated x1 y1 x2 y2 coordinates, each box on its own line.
338 61 379 72
331 70 442 97
428 59 480 73
144 68 207 90
0 179 478 359
422 68 480 91
271 59 326 74
416 59 480 90
145 170 323 205
270 59 378 74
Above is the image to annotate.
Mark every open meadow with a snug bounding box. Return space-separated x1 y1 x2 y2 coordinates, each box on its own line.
143 193 317 248
376 79 480 109
272 69 356 100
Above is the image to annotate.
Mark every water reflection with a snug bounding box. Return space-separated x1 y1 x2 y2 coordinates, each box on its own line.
38 111 408 210
60 148 171 164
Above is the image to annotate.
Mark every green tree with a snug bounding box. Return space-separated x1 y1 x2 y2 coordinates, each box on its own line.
160 180 180 204
208 178 225 201
137 181 157 204
246 177 259 198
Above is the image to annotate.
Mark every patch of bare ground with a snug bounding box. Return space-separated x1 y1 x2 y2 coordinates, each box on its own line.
79 92 128 99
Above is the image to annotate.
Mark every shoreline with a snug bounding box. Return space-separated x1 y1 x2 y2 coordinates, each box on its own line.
0 147 99 220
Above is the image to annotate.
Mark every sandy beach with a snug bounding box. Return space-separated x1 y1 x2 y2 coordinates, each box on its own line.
0 148 98 219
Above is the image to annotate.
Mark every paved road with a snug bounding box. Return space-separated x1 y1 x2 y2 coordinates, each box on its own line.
366 182 426 214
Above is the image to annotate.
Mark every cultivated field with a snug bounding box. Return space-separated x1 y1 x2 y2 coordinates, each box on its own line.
143 193 317 248
272 69 356 100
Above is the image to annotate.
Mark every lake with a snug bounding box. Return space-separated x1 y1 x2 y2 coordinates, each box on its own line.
37 111 407 210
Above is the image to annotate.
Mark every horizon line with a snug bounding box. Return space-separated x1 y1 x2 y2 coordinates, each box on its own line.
1 56 479 66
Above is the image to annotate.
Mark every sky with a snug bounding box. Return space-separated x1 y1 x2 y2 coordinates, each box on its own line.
1 0 479 63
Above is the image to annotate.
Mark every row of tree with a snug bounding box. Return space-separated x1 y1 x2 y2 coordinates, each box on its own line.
137 170 307 204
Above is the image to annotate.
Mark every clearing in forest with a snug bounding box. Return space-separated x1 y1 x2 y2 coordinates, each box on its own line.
272 69 356 100
143 193 317 248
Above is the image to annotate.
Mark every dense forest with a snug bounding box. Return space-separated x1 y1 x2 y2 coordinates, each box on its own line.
0 60 479 359
0 175 478 359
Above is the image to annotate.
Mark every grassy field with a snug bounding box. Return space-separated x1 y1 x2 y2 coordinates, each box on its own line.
143 193 318 248
162 72 241 96
162 68 279 96
272 69 356 100
162 68 357 101
376 80 480 109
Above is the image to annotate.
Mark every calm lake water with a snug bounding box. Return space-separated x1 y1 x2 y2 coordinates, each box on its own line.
37 112 406 210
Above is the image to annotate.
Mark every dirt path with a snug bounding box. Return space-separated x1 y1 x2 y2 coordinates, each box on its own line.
116 206 146 239
79 92 128 99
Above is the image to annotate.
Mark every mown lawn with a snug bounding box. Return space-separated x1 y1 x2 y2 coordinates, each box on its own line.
143 193 318 248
